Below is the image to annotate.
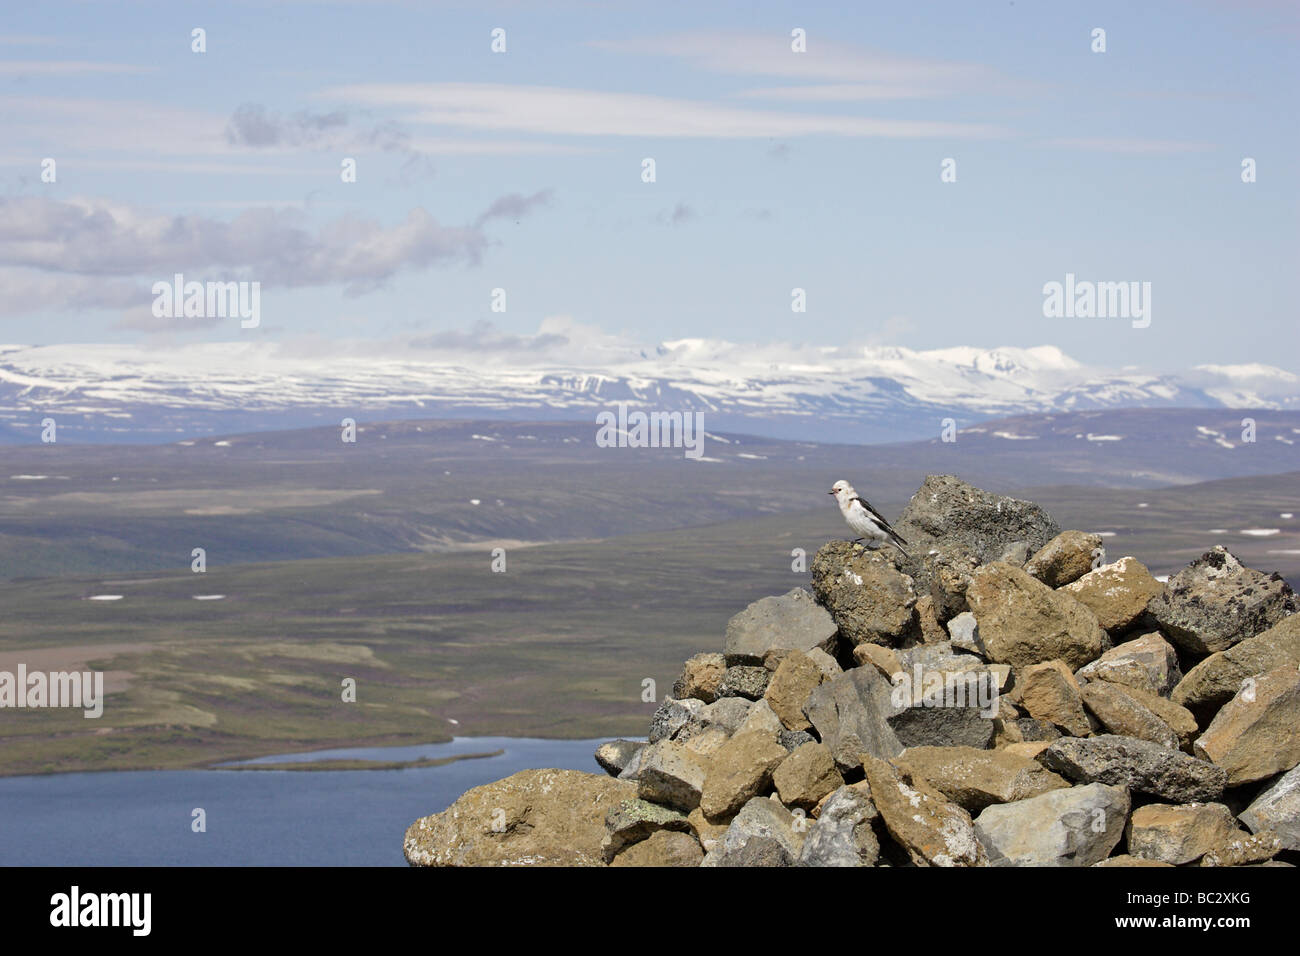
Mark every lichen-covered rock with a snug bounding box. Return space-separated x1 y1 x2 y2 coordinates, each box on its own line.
1148 546 1298 656
1037 734 1227 802
601 797 692 862
863 755 988 867
672 652 726 703
403 769 636 866
811 543 918 647
894 475 1061 577
1193 665 1300 786
973 782 1129 867
966 562 1107 670
723 587 840 665
1125 803 1243 865
1076 631 1182 697
1018 660 1091 737
1025 531 1104 588
1063 557 1165 635
637 739 708 811
1200 829 1284 867
894 745 1070 812
798 783 880 867
718 665 770 701
772 742 845 811
648 697 705 742
764 650 829 732
1172 613 1300 717
699 731 789 821
1240 765 1300 851
608 829 703 867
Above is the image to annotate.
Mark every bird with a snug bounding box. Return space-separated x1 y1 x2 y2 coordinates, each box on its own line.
828 480 909 554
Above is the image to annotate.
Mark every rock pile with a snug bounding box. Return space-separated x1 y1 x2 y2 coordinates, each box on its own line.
403 475 1300 867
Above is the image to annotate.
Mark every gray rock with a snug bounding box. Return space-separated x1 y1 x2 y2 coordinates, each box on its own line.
700 796 804 867
636 740 708 811
811 542 919 647
735 698 785 737
594 739 644 777
718 665 771 700
601 797 692 862
894 475 1061 586
1148 546 1298 656
698 697 752 736
973 783 1130 866
723 588 840 666
617 747 644 781
1037 734 1228 802
798 784 880 867
778 729 816 751
924 544 982 622
647 697 705 743
1024 531 1104 588
1240 765 1300 851
947 611 986 657
803 666 904 775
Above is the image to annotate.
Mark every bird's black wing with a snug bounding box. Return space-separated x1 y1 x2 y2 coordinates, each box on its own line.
852 498 908 547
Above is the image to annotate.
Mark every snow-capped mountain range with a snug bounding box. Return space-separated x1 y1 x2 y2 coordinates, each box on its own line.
1 328 1297 444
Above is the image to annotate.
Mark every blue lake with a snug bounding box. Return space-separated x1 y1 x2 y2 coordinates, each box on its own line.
0 737 614 866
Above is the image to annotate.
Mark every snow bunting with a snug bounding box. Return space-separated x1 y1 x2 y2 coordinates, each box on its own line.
828 480 909 553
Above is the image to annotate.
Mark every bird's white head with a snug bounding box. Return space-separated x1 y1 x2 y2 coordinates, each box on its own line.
829 479 855 503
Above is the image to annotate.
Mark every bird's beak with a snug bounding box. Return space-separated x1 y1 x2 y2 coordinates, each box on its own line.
827 490 836 495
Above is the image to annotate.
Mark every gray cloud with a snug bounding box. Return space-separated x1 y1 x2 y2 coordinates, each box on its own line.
225 103 349 147
473 189 554 227
410 319 570 352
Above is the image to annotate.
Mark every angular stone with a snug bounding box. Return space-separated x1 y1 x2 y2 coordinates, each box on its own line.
1081 680 1180 750
1094 855 1173 868
915 594 950 643
1194 665 1300 786
811 543 918 647
772 742 845 811
735 698 784 737
1082 680 1196 750
723 588 840 665
863 755 987 867
648 697 705 743
966 562 1107 670
764 650 829 732
608 829 703 867
718 665 770 701
973 782 1129 867
1200 829 1284 867
894 475 1061 577
924 543 982 622
1077 631 1183 697
1019 660 1091 737
1025 531 1104 588
594 739 644 777
894 745 1070 812
699 731 789 821
697 696 752 736
947 611 986 657
601 797 692 862
1240 765 1300 851
1126 803 1243 865
686 807 728 854
1148 546 1298 656
636 739 708 811
700 796 804 867
672 652 726 703
803 666 903 775
1063 557 1165 634
682 726 729 759
853 643 901 678
778 729 816 752
1037 734 1227 802
798 783 880 867
1173 614 1300 717
617 747 644 781
403 769 636 867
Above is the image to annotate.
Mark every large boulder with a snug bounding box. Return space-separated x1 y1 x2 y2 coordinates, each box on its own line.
772 742 845 811
1193 665 1300 786
608 830 703 867
863 756 988 867
1062 557 1165 635
699 731 789 821
1172 613 1300 717
601 798 692 862
1239 765 1300 851
636 740 708 811
1025 531 1104 588
403 769 635 866
894 745 1070 812
723 588 840 665
1038 734 1227 802
803 666 904 774
763 650 829 732
973 782 1129 867
1147 547 1297 656
966 562 1107 670
811 543 918 647
894 475 1061 577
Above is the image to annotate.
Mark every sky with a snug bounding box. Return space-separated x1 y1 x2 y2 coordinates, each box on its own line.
1 0 1296 375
